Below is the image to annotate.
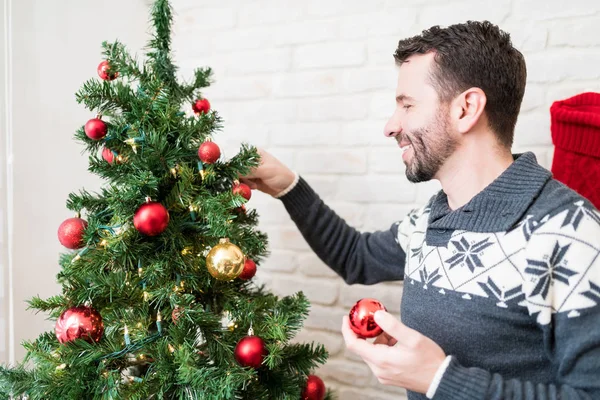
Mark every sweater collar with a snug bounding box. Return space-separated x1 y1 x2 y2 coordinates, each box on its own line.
427 152 552 232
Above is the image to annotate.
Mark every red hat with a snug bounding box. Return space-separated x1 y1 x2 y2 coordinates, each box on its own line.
550 92 600 158
550 92 600 210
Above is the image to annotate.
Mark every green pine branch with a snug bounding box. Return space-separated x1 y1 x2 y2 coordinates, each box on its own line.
1 1 334 399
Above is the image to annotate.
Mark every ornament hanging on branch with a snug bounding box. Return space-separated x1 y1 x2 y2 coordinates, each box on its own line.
302 375 326 400
97 60 119 81
133 200 170 236
172 307 183 325
58 217 88 249
234 325 267 369
232 182 252 201
102 147 116 164
55 305 104 344
192 98 211 114
348 298 387 338
221 310 238 331
205 238 245 281
85 117 107 140
238 258 257 280
198 141 220 164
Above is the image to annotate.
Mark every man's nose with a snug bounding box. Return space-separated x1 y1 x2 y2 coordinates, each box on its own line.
384 113 401 138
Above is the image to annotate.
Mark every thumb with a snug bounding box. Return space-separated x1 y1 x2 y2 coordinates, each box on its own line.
373 310 419 346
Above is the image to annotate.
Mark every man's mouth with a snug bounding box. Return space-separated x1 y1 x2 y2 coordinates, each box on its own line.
399 141 412 154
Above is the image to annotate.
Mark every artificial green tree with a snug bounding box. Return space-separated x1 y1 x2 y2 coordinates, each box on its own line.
0 1 332 398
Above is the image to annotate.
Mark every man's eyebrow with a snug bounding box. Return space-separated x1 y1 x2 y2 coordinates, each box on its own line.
395 94 415 103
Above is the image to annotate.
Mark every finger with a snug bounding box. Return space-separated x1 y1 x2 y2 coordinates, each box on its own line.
241 170 260 179
341 316 379 361
373 310 419 345
239 177 258 189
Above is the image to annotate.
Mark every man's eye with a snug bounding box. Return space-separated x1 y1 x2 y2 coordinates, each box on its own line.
403 105 412 110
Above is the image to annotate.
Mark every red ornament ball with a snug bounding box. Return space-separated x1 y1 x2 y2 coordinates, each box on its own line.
172 307 183 324
232 182 252 201
102 147 115 164
349 298 387 338
133 202 170 236
97 60 118 81
234 335 267 369
55 305 104 344
302 375 326 400
239 259 257 280
84 118 107 140
58 217 88 249
198 141 221 164
192 98 211 114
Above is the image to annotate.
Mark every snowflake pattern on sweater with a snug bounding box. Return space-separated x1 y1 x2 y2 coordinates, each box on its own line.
397 200 600 326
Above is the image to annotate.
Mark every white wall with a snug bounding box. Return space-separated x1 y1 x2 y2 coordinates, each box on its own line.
2 0 151 363
2 0 600 399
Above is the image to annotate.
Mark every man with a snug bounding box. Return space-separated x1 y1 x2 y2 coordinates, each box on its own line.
241 21 600 399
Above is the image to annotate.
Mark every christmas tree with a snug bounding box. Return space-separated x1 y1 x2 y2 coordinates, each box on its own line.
0 1 332 399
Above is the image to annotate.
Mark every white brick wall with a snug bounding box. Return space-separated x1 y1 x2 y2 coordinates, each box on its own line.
171 1 600 397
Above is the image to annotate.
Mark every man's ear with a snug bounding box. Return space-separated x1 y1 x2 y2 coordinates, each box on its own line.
451 87 487 134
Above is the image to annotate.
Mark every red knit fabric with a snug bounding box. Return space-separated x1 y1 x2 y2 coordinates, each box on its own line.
550 92 600 210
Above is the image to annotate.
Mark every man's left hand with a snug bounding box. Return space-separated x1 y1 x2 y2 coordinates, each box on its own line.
341 310 447 394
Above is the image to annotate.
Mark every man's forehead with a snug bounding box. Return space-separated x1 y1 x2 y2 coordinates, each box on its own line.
398 53 434 77
396 53 436 96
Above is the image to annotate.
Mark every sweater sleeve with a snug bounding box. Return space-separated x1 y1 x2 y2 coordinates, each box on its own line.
279 176 406 285
431 202 600 400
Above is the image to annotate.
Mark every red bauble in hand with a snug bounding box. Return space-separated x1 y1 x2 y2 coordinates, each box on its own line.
198 141 220 164
55 305 104 344
349 298 387 338
58 217 88 249
84 118 107 140
133 202 170 236
192 98 211 114
302 375 326 400
239 259 257 280
232 182 252 201
97 60 118 81
234 335 267 369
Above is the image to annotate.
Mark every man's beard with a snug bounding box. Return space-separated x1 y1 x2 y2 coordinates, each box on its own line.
403 110 457 183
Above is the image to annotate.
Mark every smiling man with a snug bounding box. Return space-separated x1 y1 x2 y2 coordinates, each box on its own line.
241 21 600 399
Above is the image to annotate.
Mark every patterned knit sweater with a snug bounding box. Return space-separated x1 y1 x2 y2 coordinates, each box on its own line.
279 152 600 400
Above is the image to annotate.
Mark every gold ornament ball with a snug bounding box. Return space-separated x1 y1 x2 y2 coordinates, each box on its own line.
206 238 245 281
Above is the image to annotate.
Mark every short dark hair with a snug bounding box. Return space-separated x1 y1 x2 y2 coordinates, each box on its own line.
394 20 526 148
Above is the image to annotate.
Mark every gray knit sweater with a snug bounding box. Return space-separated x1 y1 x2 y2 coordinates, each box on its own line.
279 152 600 400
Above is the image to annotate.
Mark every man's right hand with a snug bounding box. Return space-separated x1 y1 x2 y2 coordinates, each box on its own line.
240 148 297 197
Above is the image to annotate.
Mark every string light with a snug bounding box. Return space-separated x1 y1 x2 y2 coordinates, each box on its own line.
125 138 138 154
124 325 131 346
156 311 162 334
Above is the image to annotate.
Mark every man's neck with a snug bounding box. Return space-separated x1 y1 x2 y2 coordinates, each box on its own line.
436 140 514 210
